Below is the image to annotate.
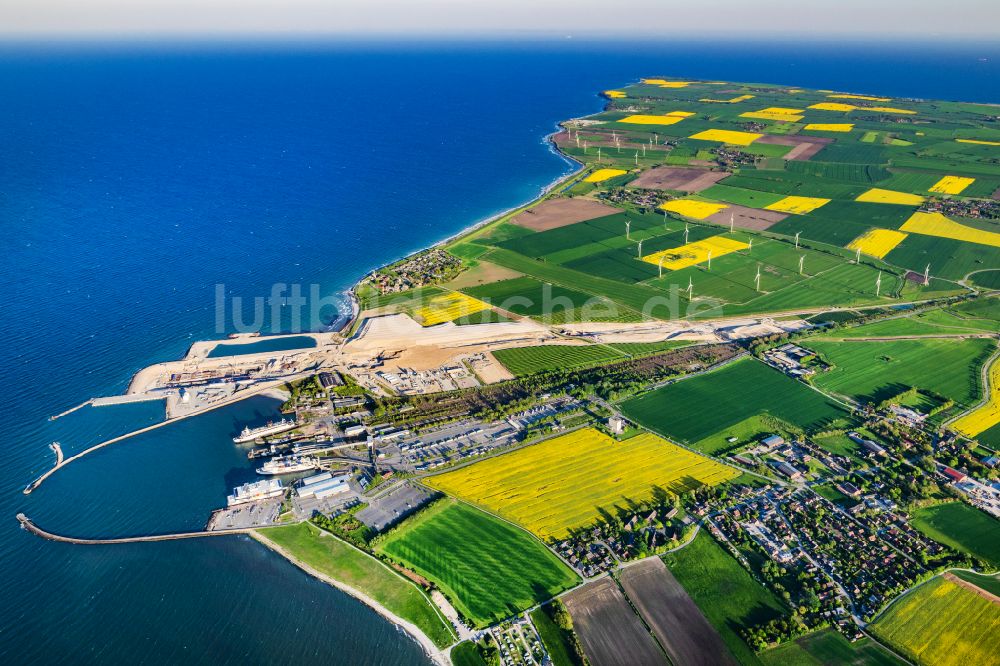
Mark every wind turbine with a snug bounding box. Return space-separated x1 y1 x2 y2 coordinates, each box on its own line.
597 147 602 160
729 212 735 233
663 210 668 228
707 250 713 270
635 151 639 166
799 255 805 275
924 264 931 286
575 133 580 148
687 276 693 299
583 140 588 153
855 247 861 263
755 264 762 292
658 254 665 278
875 271 882 297
794 231 801 249
747 238 753 253
684 223 689 244
626 219 631 240
637 239 644 259
642 144 646 157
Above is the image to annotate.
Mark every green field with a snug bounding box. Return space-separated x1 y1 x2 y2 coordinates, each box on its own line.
663 531 788 666
256 523 456 648
759 628 905 666
910 502 1000 568
492 344 625 375
949 570 1000 596
375 500 579 627
808 338 993 407
450 641 489 666
621 357 851 444
870 575 1000 666
530 604 583 666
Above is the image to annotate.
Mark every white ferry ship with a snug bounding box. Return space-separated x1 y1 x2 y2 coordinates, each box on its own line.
227 478 284 507
232 417 298 444
256 455 319 475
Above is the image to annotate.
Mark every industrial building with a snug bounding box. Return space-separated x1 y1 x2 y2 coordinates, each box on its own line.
296 472 352 499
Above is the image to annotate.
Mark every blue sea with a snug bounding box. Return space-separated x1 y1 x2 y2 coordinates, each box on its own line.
1 39 998 663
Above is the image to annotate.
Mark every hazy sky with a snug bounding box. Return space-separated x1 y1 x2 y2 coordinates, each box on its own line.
1 0 997 39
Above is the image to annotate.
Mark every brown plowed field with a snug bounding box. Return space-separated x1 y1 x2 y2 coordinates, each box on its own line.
563 577 667 666
706 204 787 230
629 167 728 192
511 198 620 231
620 558 737 666
756 135 832 161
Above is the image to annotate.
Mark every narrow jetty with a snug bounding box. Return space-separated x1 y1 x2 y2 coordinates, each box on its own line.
16 514 248 545
49 399 92 421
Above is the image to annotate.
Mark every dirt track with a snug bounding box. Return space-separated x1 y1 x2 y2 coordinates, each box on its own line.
944 572 1000 605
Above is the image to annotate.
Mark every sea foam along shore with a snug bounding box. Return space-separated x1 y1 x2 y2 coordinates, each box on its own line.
250 529 453 666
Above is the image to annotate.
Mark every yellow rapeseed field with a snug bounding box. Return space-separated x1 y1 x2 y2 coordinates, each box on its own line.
929 175 975 195
642 235 750 270
956 138 1000 147
804 123 854 132
414 292 491 326
658 199 728 220
845 228 909 259
952 359 1000 438
765 196 831 215
425 428 738 540
808 102 857 112
855 188 926 205
689 128 762 146
900 211 1000 248
642 79 689 88
584 168 628 183
740 109 804 122
619 114 686 125
829 93 891 102
700 94 754 104
603 90 627 99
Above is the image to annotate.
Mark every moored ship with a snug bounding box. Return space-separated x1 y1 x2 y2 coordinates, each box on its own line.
233 417 298 444
227 478 284 507
256 455 319 475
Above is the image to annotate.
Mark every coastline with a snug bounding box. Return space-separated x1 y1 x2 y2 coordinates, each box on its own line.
249 530 452 666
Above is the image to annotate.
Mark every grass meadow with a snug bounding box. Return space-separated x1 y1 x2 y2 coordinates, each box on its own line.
374 500 578 627
257 523 456 648
621 358 850 443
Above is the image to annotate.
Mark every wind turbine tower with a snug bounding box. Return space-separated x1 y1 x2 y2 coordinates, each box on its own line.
799 255 805 275
658 254 665 278
684 223 689 244
795 231 801 249
924 264 930 286
687 276 693 299
625 219 631 240
637 239 643 259
755 264 762 292
875 271 882 297
855 247 861 263
707 250 713 270
729 212 735 233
